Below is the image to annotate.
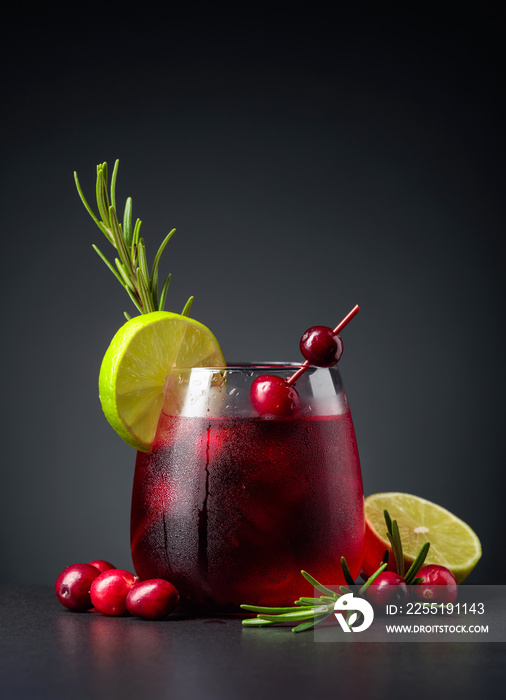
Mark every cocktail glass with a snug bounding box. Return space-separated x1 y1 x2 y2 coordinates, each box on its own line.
131 363 364 612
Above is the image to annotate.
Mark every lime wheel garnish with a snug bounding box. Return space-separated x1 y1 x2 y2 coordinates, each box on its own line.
99 311 225 451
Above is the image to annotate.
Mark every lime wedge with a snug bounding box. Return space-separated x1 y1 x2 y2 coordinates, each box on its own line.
363 492 482 583
99 311 225 451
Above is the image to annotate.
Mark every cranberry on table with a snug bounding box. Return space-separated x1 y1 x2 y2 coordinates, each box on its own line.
55 563 101 612
365 571 409 607
126 579 179 620
88 559 116 574
299 326 344 367
250 375 300 418
414 565 458 604
90 569 138 616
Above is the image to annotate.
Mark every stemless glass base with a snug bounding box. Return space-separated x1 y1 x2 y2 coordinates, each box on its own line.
131 364 364 612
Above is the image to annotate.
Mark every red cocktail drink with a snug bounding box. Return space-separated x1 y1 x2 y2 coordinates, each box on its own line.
131 365 364 611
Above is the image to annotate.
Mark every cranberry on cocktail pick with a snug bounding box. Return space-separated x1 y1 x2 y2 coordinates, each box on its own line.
126 579 179 620
90 569 138 616
250 305 359 418
299 326 344 367
291 304 359 382
250 374 300 418
55 563 101 612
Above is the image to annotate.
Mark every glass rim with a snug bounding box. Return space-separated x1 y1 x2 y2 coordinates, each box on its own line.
180 362 340 372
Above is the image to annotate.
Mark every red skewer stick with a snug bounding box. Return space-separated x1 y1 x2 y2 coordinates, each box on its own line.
332 304 360 336
285 304 359 387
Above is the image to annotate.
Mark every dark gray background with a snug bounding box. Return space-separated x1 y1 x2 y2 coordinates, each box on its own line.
1 3 504 585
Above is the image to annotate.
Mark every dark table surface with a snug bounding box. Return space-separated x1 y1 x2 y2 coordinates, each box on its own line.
1 584 505 700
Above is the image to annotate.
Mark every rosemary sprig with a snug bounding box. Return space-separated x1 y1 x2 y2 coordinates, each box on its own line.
75 160 189 319
383 509 430 582
384 509 405 577
241 510 433 633
404 541 431 584
241 559 386 633
358 562 388 595
340 556 357 587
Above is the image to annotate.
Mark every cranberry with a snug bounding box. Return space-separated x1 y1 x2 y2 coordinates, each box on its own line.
299 326 344 367
88 559 116 574
414 565 458 604
250 375 299 418
55 563 101 612
126 579 179 619
365 571 409 607
90 569 138 616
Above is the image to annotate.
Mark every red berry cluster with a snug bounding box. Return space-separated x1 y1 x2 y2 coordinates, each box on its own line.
365 565 458 608
55 561 179 620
